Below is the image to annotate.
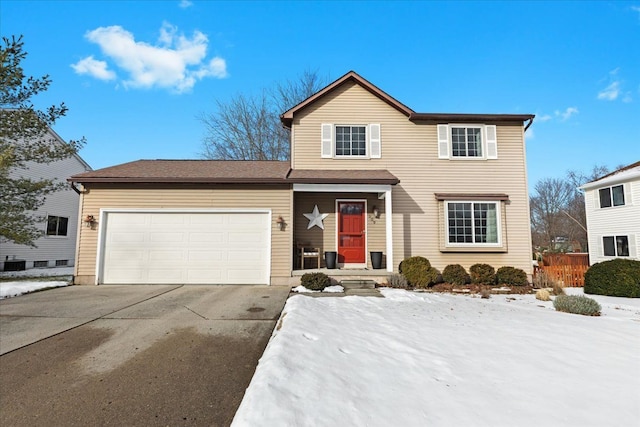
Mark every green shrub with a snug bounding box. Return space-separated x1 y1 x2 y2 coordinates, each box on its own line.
300 272 331 291
415 267 441 289
584 259 640 298
496 266 529 286
398 256 436 288
386 273 408 289
553 295 601 316
469 263 496 285
442 264 469 285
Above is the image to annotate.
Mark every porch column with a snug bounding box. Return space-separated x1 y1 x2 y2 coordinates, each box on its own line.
385 188 393 272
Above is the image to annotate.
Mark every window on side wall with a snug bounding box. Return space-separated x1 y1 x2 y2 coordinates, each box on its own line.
598 185 625 208
46 215 69 237
446 201 500 245
451 127 483 157
603 236 629 257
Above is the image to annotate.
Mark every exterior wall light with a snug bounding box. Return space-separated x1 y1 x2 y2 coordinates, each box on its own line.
84 215 95 228
276 215 286 231
372 206 380 219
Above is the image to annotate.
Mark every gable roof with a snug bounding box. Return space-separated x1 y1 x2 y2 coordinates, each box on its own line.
69 160 290 184
280 71 534 128
579 161 640 190
280 71 415 128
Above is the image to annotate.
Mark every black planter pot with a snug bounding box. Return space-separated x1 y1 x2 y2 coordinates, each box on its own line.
370 251 383 269
325 251 337 269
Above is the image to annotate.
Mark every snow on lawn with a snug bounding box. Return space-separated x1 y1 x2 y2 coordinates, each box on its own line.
0 281 69 299
0 267 72 299
233 289 640 427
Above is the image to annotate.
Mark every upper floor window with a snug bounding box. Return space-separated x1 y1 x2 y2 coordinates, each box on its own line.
603 235 629 257
599 185 625 208
438 124 497 160
451 127 482 157
336 126 367 156
321 123 381 159
446 201 500 245
46 215 68 237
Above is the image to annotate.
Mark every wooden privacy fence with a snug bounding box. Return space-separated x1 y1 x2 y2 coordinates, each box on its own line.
535 253 589 287
537 264 589 287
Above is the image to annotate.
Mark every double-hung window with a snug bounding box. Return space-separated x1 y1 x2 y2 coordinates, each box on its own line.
446 201 500 245
46 215 69 237
438 124 498 160
335 125 367 156
451 127 483 157
603 236 629 257
598 185 625 208
321 123 381 159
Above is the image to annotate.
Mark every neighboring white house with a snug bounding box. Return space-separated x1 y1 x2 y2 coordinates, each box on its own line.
580 161 640 265
0 127 91 271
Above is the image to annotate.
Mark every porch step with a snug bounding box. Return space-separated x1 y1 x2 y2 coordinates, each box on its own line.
339 279 377 290
345 288 383 297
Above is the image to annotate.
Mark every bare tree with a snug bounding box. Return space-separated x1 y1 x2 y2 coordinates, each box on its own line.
199 70 327 161
530 178 575 251
530 165 609 253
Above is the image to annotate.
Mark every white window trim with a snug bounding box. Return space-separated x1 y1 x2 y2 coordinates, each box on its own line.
602 235 630 257
334 124 369 158
598 184 626 209
46 215 69 238
438 124 497 160
444 200 502 247
320 123 381 159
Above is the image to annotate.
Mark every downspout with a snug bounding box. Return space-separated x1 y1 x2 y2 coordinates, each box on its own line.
69 182 83 195
524 117 534 132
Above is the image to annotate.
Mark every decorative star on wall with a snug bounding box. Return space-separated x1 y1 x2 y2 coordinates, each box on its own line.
304 205 329 230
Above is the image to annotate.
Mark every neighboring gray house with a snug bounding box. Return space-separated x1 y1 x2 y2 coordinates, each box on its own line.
0 127 91 271
580 161 640 265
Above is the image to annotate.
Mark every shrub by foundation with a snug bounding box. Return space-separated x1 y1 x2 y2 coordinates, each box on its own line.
442 264 469 286
584 259 640 298
399 256 435 288
496 266 528 286
469 263 496 285
553 294 601 316
300 272 331 291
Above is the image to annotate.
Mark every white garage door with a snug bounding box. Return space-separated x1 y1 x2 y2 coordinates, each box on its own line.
100 211 270 285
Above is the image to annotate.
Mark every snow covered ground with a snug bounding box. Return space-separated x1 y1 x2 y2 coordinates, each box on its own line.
233 289 640 427
0 267 72 299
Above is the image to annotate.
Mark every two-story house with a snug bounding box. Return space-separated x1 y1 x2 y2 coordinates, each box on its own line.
1 127 92 271
580 161 640 264
69 71 534 286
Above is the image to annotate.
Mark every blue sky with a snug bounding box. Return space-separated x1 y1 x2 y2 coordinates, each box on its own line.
2 0 639 189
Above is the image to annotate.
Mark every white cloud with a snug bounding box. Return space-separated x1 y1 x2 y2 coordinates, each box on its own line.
597 81 621 101
80 22 227 93
555 107 578 121
632 5 640 19
179 0 193 8
71 55 116 81
537 114 552 122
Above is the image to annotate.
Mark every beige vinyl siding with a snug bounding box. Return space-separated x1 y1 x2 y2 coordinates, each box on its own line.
294 193 386 269
292 82 532 274
584 179 640 263
74 184 291 285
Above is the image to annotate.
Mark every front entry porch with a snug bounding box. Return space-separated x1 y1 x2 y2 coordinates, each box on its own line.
292 184 394 273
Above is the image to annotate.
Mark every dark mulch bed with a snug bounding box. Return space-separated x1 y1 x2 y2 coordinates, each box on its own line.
381 282 535 295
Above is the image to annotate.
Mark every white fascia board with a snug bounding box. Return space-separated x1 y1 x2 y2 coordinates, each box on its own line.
293 183 391 193
580 168 640 190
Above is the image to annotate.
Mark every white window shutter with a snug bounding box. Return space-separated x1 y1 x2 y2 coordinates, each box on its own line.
437 124 449 159
321 123 333 158
485 125 498 159
624 182 633 205
629 234 637 258
369 123 381 158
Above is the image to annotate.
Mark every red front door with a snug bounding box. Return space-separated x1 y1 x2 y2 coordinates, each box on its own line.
338 202 366 264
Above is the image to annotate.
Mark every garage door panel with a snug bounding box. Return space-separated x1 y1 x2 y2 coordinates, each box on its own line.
102 212 269 285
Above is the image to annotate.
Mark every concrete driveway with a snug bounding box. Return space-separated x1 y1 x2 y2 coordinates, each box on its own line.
0 284 290 426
